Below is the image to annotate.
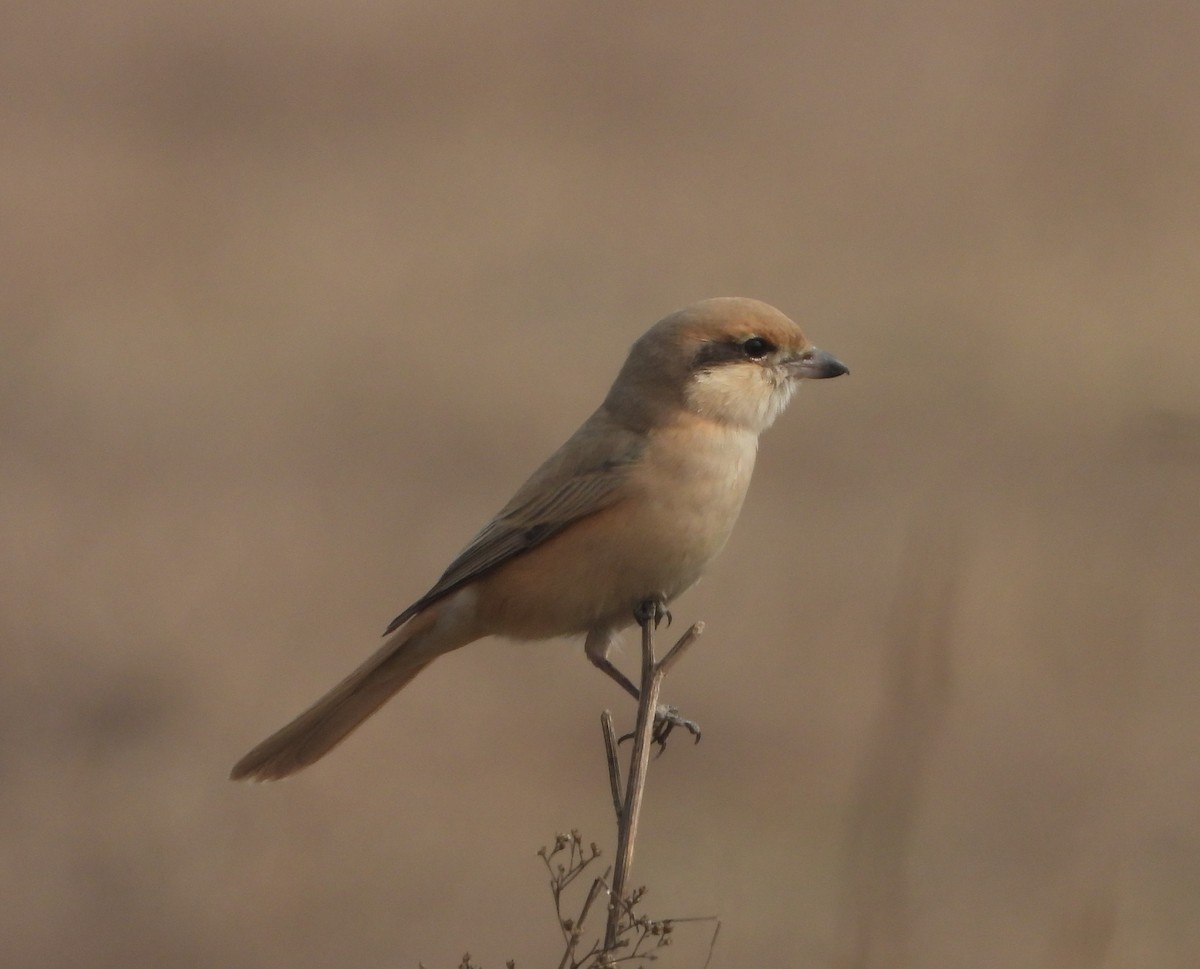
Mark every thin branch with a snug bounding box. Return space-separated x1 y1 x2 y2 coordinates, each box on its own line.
659 621 703 675
601 711 623 823
578 876 608 933
602 613 704 952
604 618 661 950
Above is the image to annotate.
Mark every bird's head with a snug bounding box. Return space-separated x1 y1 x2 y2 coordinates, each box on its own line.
608 297 848 434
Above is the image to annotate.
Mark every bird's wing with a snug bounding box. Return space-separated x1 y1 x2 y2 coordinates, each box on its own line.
383 415 644 634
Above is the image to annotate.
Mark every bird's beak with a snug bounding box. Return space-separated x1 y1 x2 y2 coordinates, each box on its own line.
789 347 849 380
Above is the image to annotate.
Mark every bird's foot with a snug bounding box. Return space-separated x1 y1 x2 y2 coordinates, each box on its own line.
620 704 702 750
635 596 672 629
652 704 701 750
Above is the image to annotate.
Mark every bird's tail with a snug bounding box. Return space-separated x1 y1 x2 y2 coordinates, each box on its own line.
231 606 453 781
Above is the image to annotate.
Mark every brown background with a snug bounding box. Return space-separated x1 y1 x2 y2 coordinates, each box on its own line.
4 2 1199 967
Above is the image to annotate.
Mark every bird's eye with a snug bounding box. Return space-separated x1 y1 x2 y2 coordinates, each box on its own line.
741 337 774 359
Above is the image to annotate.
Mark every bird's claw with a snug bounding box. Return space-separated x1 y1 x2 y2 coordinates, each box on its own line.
635 596 672 629
620 704 702 750
651 704 701 750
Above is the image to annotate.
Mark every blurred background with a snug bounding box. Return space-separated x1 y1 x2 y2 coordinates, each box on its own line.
4 1 1199 966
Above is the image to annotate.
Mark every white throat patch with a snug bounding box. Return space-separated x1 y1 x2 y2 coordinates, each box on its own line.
686 365 798 432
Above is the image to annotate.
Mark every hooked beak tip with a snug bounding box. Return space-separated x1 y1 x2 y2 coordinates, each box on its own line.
795 347 849 379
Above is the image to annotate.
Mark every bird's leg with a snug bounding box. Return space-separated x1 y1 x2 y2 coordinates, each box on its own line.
635 599 701 748
585 627 640 700
591 655 641 701
584 610 702 747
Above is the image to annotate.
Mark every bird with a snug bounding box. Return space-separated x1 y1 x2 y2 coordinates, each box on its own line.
231 297 847 780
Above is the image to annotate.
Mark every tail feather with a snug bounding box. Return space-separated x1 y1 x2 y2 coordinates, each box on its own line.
231 610 445 781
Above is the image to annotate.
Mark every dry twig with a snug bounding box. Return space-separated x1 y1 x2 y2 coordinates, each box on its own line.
603 606 704 953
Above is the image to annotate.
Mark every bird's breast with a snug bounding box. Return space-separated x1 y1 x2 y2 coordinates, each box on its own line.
624 420 758 580
472 420 759 639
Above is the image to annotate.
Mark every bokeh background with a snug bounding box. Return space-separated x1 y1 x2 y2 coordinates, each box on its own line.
4 1 1199 966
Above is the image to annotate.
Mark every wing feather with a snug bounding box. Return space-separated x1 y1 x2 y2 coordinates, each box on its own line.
384 414 643 634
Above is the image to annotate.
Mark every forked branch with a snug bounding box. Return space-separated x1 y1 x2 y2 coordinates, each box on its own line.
601 610 704 954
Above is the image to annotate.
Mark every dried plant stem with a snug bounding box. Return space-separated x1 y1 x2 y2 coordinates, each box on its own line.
602 615 704 953
600 711 623 820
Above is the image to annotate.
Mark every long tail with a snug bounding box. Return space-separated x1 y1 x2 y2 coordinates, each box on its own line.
231 606 453 781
